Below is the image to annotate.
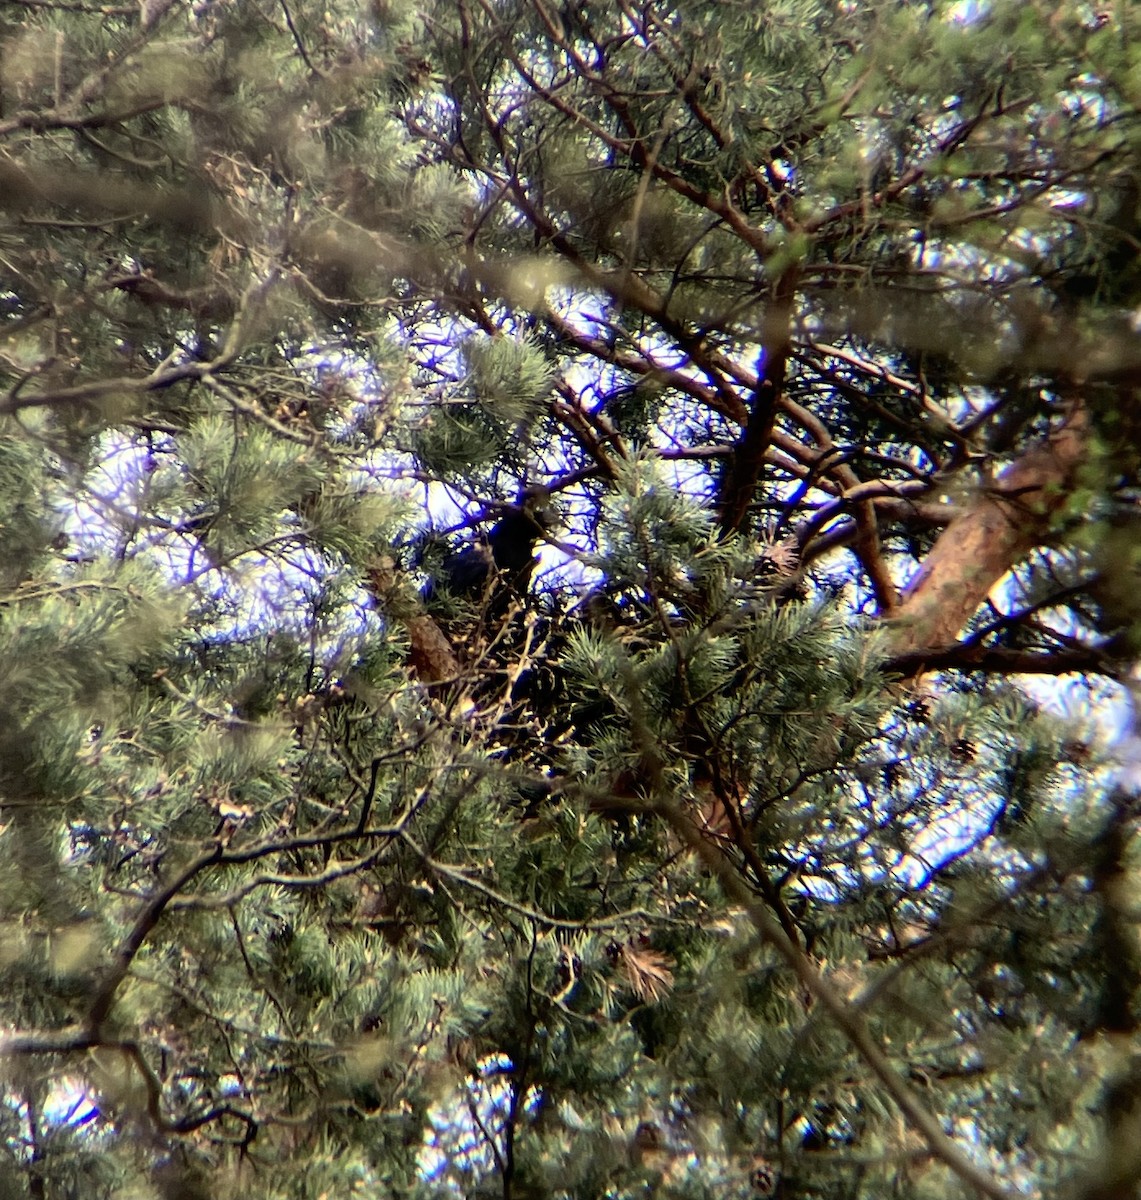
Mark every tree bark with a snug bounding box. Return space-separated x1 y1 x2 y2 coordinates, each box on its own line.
889 408 1088 657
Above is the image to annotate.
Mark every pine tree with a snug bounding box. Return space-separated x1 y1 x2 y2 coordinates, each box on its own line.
0 2 1139 1198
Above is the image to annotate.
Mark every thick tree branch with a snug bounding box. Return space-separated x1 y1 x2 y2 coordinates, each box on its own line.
889 407 1088 657
367 557 464 684
884 642 1118 678
717 271 798 536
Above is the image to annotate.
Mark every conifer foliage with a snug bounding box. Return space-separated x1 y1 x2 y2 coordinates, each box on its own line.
0 2 1139 1198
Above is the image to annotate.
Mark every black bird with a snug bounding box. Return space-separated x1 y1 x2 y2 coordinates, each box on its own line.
426 490 555 603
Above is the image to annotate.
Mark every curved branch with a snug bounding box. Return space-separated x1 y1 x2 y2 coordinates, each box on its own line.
87 847 223 1035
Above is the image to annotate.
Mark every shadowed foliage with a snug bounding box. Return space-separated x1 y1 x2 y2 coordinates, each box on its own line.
0 2 1140 1200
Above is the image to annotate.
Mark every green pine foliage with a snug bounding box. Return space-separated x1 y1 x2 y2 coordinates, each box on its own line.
1 1 1140 1198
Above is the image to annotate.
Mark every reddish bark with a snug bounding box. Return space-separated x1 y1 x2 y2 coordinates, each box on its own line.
367 560 463 684
889 408 1088 657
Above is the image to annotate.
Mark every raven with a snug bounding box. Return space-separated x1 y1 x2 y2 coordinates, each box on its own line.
426 491 555 602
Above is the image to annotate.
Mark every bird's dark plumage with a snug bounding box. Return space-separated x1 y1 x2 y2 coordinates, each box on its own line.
437 542 494 596
425 491 555 602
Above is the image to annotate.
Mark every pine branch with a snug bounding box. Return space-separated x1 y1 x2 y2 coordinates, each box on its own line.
655 797 1018 1200
86 846 223 1035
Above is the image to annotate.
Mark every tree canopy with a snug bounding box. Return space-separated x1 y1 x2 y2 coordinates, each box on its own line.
1 1 1141 1198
